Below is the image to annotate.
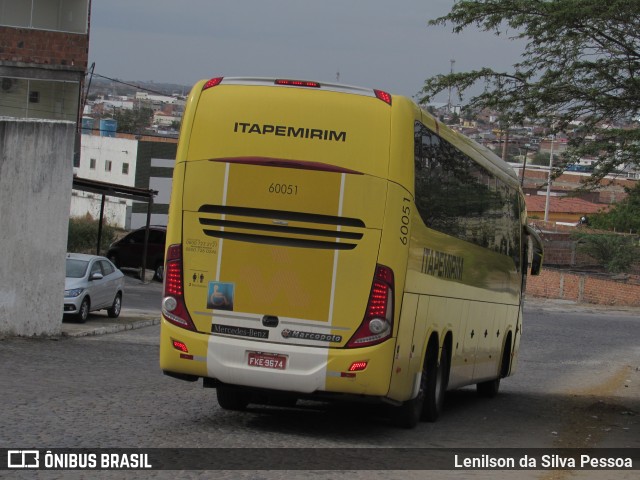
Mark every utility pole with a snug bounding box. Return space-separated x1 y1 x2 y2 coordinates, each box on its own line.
447 59 455 113
520 144 530 187
501 126 510 162
544 135 555 222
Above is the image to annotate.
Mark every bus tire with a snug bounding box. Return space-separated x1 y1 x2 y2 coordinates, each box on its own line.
216 385 250 411
391 342 446 428
476 376 500 398
477 336 511 398
390 378 424 429
422 342 449 422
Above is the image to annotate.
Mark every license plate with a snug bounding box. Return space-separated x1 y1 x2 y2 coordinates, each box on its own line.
247 351 287 370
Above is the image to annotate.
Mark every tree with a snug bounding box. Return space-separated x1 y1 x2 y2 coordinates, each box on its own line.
530 152 551 166
419 0 640 186
113 107 154 134
572 232 638 273
588 181 640 233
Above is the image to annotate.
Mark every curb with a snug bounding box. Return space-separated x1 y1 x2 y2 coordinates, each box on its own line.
525 296 640 314
60 312 161 338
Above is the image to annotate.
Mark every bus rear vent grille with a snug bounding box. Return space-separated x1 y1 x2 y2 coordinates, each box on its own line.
198 205 365 250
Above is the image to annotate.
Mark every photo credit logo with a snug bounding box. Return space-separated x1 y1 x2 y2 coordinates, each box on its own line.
4 450 152 470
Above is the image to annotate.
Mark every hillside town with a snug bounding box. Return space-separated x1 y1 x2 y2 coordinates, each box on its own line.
75 77 640 236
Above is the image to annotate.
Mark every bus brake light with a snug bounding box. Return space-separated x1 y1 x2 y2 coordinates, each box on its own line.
203 77 224 90
275 79 321 88
347 265 394 348
374 89 392 105
162 244 196 331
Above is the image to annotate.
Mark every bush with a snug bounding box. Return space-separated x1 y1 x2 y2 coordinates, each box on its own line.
572 232 639 273
67 214 117 254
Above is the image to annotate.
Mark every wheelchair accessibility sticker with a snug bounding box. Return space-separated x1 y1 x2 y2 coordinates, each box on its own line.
207 282 234 311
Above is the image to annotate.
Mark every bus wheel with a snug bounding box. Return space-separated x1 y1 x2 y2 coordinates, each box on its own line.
422 342 449 422
390 377 425 429
476 376 500 398
216 385 251 411
477 338 510 398
391 343 446 428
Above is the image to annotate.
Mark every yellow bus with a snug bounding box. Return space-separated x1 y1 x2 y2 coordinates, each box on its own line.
159 77 543 428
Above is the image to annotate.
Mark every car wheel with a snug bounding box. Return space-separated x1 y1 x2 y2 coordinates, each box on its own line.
107 293 122 318
154 263 164 282
77 297 90 323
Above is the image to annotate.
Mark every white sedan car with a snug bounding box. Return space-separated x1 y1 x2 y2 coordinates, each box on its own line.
64 253 125 322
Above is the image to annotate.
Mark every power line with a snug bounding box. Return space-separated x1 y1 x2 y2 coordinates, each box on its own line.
89 72 183 97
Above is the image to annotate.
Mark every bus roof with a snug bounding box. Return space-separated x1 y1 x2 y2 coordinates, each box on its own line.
200 77 393 104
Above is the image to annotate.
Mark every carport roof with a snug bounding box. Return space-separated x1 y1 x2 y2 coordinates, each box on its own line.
72 176 157 201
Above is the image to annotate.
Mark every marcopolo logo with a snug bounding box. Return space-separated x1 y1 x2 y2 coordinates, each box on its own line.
281 329 342 343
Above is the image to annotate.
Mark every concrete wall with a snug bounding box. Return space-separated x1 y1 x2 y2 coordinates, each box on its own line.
0 119 74 336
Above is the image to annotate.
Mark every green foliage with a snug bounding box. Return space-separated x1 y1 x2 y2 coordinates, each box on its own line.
588 182 640 233
530 152 551 166
113 107 154 134
67 215 117 254
420 0 640 186
572 232 639 273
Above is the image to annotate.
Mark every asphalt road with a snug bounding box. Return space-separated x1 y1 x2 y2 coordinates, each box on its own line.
121 272 163 312
2 298 638 479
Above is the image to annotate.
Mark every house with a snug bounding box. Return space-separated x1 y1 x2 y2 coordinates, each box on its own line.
72 134 139 228
525 195 609 224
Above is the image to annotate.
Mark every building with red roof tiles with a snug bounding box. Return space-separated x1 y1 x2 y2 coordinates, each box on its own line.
525 195 610 224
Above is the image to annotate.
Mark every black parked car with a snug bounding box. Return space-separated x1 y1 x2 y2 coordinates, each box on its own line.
106 226 166 281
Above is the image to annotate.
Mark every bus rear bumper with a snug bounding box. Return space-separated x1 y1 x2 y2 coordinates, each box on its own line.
160 317 395 397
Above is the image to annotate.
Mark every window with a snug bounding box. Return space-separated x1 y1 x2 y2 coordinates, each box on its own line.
90 261 102 276
130 230 146 244
0 78 79 121
122 163 129 175
89 158 96 169
414 121 520 263
100 260 115 276
105 160 112 172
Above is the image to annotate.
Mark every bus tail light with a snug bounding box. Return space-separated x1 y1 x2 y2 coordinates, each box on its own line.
347 265 394 348
275 79 321 88
374 89 392 105
203 77 224 90
162 244 196 331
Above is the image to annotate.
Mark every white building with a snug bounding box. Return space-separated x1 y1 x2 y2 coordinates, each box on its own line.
71 134 138 228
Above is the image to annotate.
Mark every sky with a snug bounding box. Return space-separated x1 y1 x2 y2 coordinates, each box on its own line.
88 0 526 102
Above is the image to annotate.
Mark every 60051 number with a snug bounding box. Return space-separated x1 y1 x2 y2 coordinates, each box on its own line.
269 183 298 195
400 197 411 245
